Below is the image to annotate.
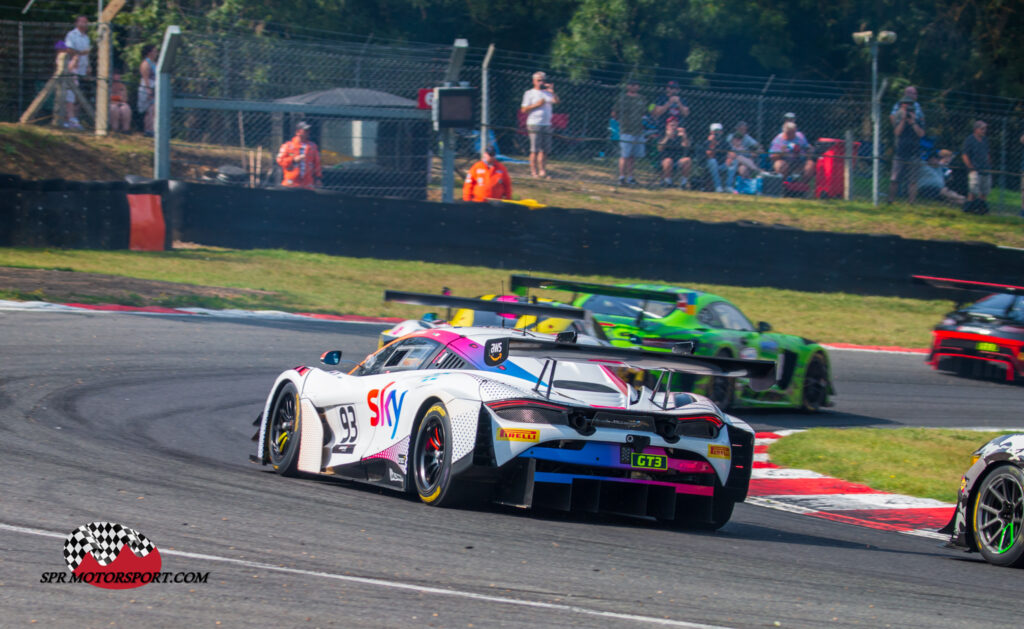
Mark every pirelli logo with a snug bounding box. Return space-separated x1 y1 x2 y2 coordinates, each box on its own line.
497 428 540 442
707 444 731 459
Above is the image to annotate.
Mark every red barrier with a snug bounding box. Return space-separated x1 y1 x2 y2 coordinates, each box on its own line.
126 194 166 251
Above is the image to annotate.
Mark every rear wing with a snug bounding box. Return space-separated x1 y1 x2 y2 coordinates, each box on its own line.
487 337 778 392
509 275 680 303
383 290 587 320
912 275 1024 297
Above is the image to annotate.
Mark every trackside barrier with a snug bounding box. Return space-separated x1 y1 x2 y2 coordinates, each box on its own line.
170 181 1023 299
0 174 168 250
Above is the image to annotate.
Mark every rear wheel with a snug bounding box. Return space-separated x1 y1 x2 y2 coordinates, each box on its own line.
801 353 829 412
708 349 735 410
267 382 301 476
972 465 1024 567
413 403 469 507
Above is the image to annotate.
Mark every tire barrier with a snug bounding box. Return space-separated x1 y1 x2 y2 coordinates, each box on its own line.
0 174 168 250
173 181 1022 298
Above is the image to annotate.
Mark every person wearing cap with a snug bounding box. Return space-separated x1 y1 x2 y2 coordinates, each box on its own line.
918 149 965 205
62 16 91 130
463 145 512 202
780 113 808 144
656 118 692 188
725 121 764 190
520 71 559 178
704 123 730 193
277 121 322 189
889 86 924 128
889 95 925 203
651 80 689 129
612 79 647 186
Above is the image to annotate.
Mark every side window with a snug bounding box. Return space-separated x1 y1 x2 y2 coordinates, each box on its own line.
697 306 722 328
355 338 441 376
711 302 754 332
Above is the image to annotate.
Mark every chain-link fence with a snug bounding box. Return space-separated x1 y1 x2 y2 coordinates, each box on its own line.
3 19 1022 214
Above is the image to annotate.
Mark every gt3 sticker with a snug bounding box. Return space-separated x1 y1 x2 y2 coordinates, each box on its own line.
497 428 539 442
708 444 731 459
630 453 667 470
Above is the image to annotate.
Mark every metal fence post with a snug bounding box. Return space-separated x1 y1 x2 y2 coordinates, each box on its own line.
154 25 181 180
1000 116 1007 213
441 38 468 203
480 43 495 159
844 129 853 200
757 74 774 143
18 22 23 115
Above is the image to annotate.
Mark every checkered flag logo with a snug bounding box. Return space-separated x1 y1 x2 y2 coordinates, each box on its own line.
63 522 156 571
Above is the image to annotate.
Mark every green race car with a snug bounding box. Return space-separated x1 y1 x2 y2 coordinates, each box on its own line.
510 275 834 411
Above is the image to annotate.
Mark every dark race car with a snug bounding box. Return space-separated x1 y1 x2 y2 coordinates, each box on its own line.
941 433 1024 567
914 276 1024 382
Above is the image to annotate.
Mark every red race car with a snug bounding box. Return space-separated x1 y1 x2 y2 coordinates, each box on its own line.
914 275 1024 382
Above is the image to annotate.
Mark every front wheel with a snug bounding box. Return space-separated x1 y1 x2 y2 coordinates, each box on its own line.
801 353 829 412
973 465 1024 567
413 403 470 507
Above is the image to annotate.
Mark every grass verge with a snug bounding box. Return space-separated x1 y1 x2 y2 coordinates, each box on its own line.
768 428 1018 503
0 246 951 347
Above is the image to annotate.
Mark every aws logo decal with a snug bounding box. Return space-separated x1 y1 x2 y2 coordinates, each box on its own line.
368 382 407 439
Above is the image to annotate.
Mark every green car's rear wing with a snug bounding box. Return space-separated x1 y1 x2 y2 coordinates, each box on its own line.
509 275 680 303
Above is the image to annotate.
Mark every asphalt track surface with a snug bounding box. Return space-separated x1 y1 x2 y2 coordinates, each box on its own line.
2 311 1023 628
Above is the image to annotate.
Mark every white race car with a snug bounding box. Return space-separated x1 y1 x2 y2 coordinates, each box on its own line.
251 293 776 529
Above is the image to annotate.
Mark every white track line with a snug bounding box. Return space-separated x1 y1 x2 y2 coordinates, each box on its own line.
0 522 730 629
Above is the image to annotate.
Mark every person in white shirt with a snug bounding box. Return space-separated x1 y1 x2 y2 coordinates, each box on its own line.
63 15 91 130
520 71 559 178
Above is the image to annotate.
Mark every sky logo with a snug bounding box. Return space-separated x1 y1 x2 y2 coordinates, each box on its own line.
368 382 407 439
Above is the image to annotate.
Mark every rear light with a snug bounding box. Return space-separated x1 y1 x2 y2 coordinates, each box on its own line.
658 414 723 441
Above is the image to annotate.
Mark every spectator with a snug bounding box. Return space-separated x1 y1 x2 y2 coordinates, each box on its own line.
770 122 815 182
108 73 132 133
656 118 692 188
137 44 158 137
961 120 991 214
63 16 91 130
725 121 763 190
780 112 808 143
888 96 925 204
520 71 558 178
276 121 322 189
890 86 924 128
612 79 646 186
651 80 689 129
463 145 512 202
918 150 965 205
705 123 729 193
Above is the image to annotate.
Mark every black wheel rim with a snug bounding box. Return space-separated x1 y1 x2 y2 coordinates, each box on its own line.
710 375 731 406
269 391 297 465
976 473 1024 555
803 358 827 408
416 416 446 493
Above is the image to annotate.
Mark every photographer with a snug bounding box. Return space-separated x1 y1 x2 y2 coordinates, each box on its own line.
520 71 559 178
651 80 690 129
889 96 925 204
657 118 692 188
276 121 322 189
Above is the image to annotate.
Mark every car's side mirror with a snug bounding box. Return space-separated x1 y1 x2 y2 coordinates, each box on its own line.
320 350 343 365
757 321 772 333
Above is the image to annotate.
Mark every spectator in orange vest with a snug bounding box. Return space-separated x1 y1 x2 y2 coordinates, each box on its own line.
277 121 322 189
462 145 512 202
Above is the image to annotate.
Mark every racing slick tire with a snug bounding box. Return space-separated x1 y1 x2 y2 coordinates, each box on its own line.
708 349 735 410
267 382 301 477
686 496 735 531
800 353 829 413
972 465 1024 567
412 402 474 507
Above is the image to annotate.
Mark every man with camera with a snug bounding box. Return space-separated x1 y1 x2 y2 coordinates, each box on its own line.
520 71 559 178
889 96 925 204
651 80 690 129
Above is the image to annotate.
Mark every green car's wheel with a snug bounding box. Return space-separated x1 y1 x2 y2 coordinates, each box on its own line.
267 382 301 476
972 465 1024 567
708 349 735 410
801 353 829 412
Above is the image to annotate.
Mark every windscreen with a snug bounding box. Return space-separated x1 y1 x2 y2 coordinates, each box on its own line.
968 294 1024 323
581 295 676 319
